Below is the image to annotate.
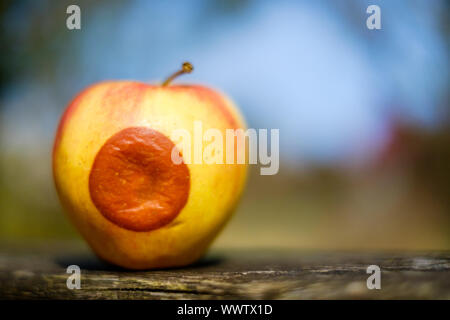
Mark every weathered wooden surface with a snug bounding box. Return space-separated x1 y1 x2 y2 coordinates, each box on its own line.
0 242 449 299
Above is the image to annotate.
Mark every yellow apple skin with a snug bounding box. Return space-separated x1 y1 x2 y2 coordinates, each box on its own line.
53 81 248 269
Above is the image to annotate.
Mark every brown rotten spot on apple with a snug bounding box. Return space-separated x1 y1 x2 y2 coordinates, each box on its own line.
89 127 190 232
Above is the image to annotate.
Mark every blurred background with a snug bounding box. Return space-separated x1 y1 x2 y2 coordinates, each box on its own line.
0 0 449 250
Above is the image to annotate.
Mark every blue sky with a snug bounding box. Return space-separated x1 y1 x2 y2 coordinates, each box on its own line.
2 0 448 165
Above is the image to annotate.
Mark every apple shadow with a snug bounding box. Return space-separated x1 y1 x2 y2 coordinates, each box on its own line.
55 253 225 272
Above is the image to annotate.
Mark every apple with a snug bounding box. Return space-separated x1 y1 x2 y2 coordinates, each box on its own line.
53 63 248 269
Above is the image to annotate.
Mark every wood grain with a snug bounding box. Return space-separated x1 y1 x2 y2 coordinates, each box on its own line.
0 242 449 299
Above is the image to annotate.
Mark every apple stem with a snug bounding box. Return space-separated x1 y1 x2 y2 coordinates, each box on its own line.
162 62 194 86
